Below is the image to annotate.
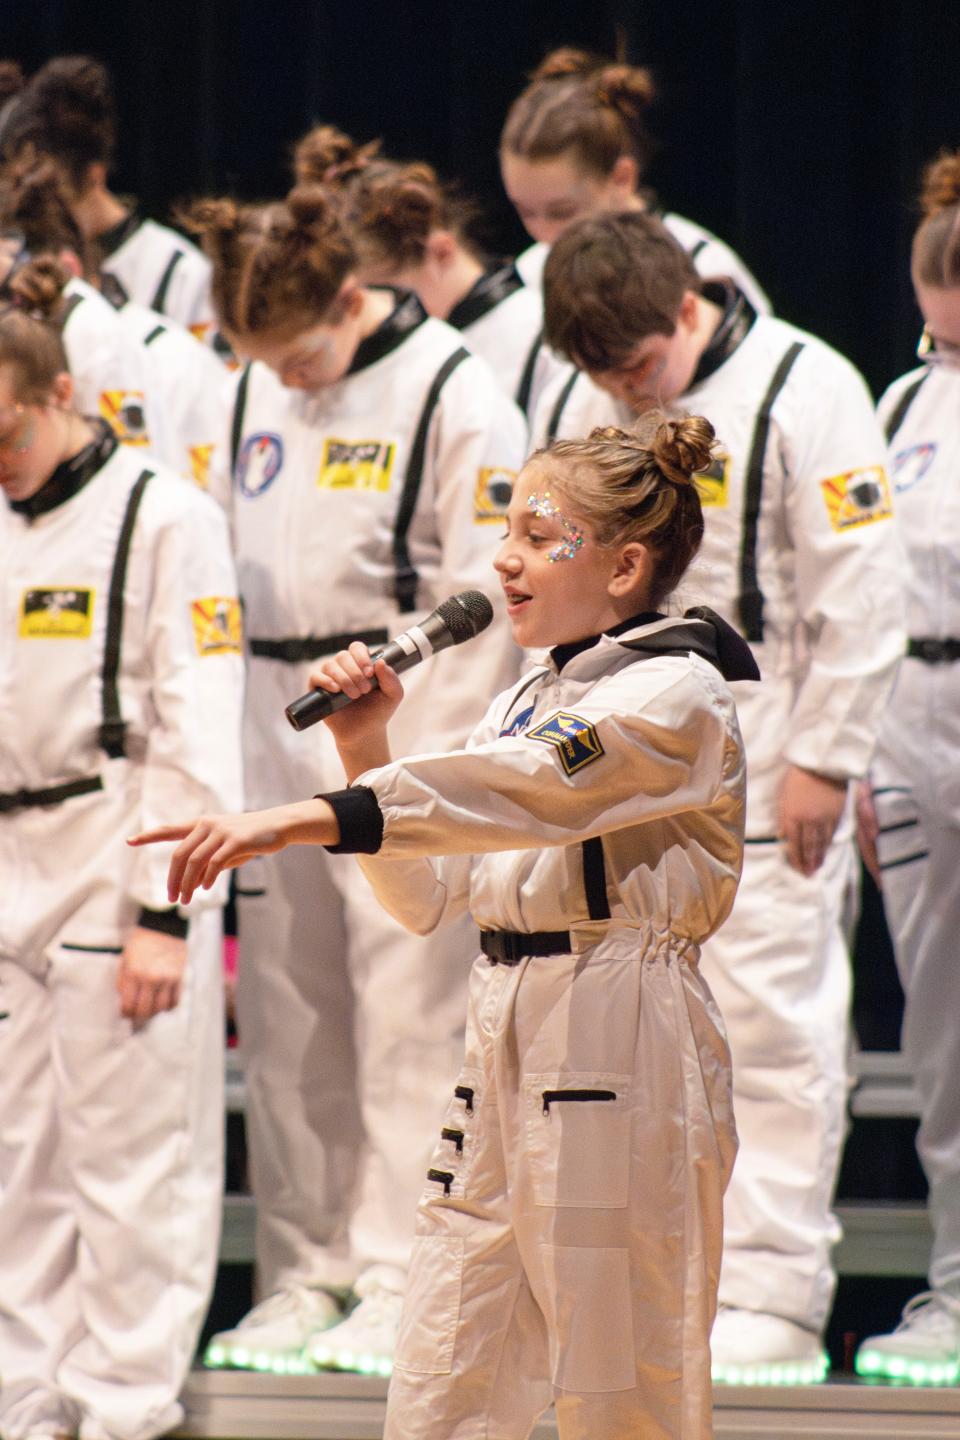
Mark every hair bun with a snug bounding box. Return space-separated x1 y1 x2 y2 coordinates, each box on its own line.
595 62 655 115
0 59 25 104
294 124 380 186
285 183 341 235
8 253 69 317
179 196 242 241
651 415 716 483
920 150 960 218
531 46 597 82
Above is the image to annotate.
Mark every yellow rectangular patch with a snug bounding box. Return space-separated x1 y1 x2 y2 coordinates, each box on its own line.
188 443 215 490
317 438 395 492
694 453 731 507
820 467 893 532
191 596 242 656
474 467 516 523
527 711 604 776
19 587 95 638
99 390 150 446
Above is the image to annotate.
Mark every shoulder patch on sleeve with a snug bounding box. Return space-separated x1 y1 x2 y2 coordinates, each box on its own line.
527 710 604 775
819 466 892 531
191 596 242 655
99 390 150 446
474 467 515 523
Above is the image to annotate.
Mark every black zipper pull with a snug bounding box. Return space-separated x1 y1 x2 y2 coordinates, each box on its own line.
441 1127 465 1153
427 1168 455 1195
454 1085 475 1113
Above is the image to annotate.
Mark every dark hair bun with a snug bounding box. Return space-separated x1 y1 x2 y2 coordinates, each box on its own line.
531 46 597 82
9 253 69 317
595 62 656 117
294 124 380 186
180 196 242 241
920 150 960 219
0 59 25 104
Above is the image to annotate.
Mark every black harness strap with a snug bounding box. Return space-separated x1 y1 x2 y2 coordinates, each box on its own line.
150 249 185 315
144 323 167 346
738 341 805 642
99 469 154 758
0 775 104 814
59 292 86 328
581 836 611 920
514 327 544 416
545 370 580 443
689 237 709 262
884 372 929 443
230 363 253 479
393 346 470 613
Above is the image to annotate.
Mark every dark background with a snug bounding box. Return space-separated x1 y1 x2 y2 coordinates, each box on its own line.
7 0 960 398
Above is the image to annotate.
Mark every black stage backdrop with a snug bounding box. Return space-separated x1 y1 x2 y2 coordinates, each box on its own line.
6 0 960 398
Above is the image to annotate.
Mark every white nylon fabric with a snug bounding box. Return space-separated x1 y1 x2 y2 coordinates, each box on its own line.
100 217 215 339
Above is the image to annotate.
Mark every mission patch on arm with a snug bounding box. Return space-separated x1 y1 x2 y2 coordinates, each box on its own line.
526 710 604 775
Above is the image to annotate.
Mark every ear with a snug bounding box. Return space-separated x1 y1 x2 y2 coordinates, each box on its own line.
85 161 108 195
608 540 652 599
341 278 364 318
677 289 700 332
50 369 75 409
425 229 457 268
609 153 639 201
58 247 84 279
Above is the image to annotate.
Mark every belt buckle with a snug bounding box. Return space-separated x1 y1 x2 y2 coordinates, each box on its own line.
502 932 525 964
920 638 946 663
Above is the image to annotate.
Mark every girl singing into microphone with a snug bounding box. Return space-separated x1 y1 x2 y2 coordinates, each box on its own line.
134 413 757 1439
180 184 526 1375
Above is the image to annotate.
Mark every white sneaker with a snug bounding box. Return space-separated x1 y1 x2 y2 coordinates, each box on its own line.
711 1306 829 1384
855 1290 960 1385
307 1284 405 1377
204 1284 345 1373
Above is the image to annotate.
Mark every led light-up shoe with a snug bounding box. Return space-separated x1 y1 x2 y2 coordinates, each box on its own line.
855 1290 960 1385
203 1284 345 1374
710 1306 829 1385
307 1282 404 1378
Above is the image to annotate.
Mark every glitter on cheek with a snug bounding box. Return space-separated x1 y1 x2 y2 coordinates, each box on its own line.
527 490 585 563
13 417 36 455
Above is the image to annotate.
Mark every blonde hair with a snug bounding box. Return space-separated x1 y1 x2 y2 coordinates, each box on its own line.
539 412 714 606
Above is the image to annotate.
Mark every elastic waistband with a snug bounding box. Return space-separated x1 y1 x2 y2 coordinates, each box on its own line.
907 637 960 664
249 629 389 663
480 929 571 965
0 774 104 815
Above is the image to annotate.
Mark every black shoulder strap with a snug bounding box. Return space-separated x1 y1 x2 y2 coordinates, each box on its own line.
150 249 185 314
100 469 154 758
514 328 544 416
689 237 709 262
884 372 928 443
144 322 167 346
546 369 579 443
59 291 85 328
393 346 470 613
738 340 805 642
230 363 253 479
581 837 611 920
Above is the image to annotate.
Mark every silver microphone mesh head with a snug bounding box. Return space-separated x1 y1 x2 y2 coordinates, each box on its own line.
440 590 494 643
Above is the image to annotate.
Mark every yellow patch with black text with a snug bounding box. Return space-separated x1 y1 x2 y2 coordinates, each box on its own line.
99 390 150 446
188 443 214 490
19 588 94 638
820 467 892 532
317 438 395 492
694 452 731 507
527 711 604 776
191 596 242 656
474 467 516 523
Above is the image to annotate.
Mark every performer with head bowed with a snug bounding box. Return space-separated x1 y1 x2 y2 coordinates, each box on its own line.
295 124 563 422
500 46 770 314
534 209 905 1383
184 182 527 1376
134 412 757 1440
0 297 243 1440
855 149 960 1386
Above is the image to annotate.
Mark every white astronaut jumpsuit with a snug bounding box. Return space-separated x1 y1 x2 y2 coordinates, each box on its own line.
96 212 215 341
0 429 244 1440
516 210 771 316
319 610 752 1440
229 292 528 1299
870 363 960 1297
532 286 905 1336
444 260 567 421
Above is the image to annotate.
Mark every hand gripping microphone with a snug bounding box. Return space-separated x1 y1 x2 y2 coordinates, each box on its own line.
284 590 495 732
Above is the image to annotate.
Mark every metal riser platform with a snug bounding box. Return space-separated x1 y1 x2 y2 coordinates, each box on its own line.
177 1370 960 1439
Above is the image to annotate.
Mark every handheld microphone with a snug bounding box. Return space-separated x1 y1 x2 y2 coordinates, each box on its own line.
284 590 495 732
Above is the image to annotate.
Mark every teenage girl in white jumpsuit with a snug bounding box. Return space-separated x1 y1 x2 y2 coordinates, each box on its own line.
532 210 905 1381
185 185 527 1372
499 47 770 316
855 149 960 1385
293 125 563 422
135 412 755 1440
0 302 243 1440
0 55 215 339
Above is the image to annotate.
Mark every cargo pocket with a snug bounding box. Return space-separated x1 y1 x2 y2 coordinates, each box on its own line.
539 1244 636 1392
523 1072 632 1208
393 1234 464 1374
424 1067 483 1201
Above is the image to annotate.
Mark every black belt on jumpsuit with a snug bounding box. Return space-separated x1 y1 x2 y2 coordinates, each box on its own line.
480 930 572 965
249 629 389 662
907 637 960 664
0 775 104 814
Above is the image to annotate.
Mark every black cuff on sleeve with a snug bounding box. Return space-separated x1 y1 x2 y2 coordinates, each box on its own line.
320 785 385 854
137 906 190 940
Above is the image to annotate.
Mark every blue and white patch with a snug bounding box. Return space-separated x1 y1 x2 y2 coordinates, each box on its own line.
237 432 284 498
500 703 535 738
527 711 604 775
891 442 937 495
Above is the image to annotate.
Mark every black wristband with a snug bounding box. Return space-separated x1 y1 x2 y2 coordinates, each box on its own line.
320 785 385 854
137 906 190 940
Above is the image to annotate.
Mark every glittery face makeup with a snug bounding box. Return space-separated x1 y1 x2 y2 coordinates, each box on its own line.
0 405 35 458
527 490 585 562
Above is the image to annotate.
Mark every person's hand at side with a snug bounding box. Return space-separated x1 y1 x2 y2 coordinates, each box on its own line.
117 927 187 1022
778 765 848 877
